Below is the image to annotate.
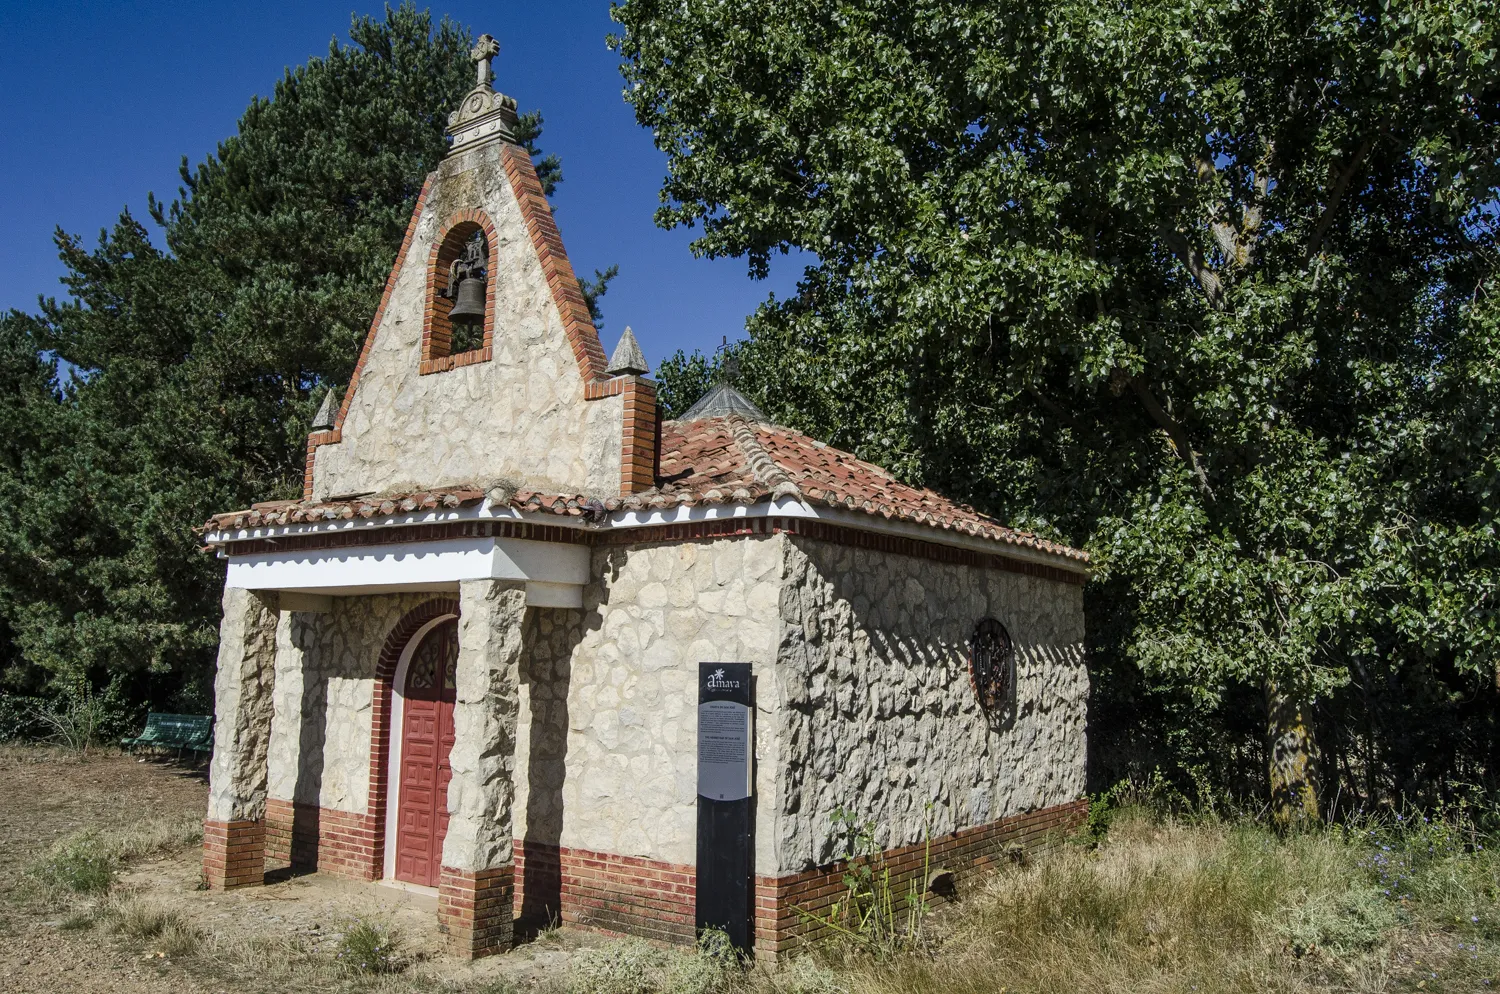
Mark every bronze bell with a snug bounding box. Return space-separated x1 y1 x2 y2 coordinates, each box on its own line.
447 276 487 325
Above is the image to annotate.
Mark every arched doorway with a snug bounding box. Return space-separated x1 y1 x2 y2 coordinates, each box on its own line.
393 617 459 887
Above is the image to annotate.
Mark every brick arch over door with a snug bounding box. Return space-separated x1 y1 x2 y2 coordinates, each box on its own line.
366 596 461 878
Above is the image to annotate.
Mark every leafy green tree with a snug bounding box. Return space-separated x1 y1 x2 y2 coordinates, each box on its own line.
0 5 580 712
656 347 721 419
614 0 1500 820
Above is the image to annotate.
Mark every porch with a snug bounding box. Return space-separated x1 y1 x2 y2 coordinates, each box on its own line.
201 528 591 959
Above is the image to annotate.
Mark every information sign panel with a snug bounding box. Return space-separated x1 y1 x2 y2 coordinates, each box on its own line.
696 662 753 954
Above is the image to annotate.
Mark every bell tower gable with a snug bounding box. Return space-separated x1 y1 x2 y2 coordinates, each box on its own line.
304 35 640 502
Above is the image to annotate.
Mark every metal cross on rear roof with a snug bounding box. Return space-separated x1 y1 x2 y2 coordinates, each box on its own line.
716 335 741 384
471 34 499 88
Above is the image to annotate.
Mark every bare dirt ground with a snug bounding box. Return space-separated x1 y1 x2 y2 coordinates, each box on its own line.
0 745 601 994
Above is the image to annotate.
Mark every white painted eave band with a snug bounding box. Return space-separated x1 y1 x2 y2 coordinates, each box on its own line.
224 536 589 608
206 497 1088 575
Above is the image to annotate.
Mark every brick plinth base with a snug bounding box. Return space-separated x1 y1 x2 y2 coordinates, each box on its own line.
202 818 266 890
438 865 515 959
753 798 1089 955
221 799 1086 955
264 798 380 879
515 841 695 943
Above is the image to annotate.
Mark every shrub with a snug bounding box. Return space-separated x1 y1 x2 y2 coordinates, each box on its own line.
663 929 739 994
32 678 133 755
1270 887 1398 956
0 693 47 742
568 933 741 994
334 919 402 974
800 808 933 955
29 832 115 894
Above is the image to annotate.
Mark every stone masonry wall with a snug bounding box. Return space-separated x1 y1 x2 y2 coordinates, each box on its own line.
511 535 785 875
773 536 1088 874
312 140 623 499
266 592 444 814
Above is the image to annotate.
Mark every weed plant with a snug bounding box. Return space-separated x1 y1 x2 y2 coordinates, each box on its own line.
335 918 404 974
797 807 933 956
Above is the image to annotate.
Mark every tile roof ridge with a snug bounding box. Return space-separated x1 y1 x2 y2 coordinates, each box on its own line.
726 414 802 500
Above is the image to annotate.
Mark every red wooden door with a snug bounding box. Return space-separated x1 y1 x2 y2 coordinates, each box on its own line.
395 619 458 887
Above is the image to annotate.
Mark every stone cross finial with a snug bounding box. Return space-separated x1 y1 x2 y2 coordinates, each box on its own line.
471 34 499 88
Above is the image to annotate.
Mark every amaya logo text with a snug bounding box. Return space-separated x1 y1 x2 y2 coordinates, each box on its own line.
706 667 741 691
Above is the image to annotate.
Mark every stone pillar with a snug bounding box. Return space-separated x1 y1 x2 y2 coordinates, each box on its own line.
438 579 527 958
203 587 279 890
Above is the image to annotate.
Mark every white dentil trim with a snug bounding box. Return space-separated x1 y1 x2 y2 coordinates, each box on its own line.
208 497 1087 576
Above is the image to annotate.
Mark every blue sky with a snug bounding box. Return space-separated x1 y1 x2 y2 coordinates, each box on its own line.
0 1 802 368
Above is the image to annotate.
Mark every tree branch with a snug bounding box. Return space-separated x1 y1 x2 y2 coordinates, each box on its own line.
1026 385 1081 430
1160 228 1224 308
1305 136 1374 262
1128 377 1214 498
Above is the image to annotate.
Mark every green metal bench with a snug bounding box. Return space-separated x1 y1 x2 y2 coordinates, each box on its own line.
121 712 213 754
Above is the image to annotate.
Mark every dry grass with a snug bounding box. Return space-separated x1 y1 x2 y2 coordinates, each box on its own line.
819 812 1352 994
106 896 204 959
17 811 203 908
786 807 1500 994
103 811 203 863
12 773 1500 994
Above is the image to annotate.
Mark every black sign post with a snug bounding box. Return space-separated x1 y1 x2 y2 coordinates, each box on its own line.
696 662 753 954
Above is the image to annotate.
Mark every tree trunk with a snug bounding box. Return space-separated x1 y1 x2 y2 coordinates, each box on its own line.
1266 683 1320 828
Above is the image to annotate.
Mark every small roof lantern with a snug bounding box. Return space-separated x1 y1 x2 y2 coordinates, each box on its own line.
680 383 768 423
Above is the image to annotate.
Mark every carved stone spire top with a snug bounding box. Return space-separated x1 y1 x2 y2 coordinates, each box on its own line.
447 32 518 154
471 34 499 88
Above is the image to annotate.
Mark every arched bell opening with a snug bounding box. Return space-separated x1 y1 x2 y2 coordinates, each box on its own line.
424 213 497 365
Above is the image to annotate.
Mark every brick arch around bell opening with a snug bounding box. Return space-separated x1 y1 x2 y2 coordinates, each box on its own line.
421 210 499 374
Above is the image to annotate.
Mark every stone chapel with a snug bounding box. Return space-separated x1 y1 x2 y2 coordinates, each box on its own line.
199 36 1090 961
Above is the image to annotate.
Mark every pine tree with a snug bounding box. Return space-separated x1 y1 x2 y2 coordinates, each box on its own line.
0 5 571 711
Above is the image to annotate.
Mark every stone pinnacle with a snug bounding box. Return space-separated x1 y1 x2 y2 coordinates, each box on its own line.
606 326 650 377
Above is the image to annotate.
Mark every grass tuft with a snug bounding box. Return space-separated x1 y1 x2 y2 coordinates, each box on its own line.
103 812 203 864
568 939 669 994
334 918 403 975
27 831 115 894
107 897 202 958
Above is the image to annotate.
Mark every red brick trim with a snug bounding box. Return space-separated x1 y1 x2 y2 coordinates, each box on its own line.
753 799 1088 955
516 842 696 944
202 818 265 890
499 143 608 384
620 378 658 495
264 798 380 880
367 597 462 880
420 209 500 375
302 178 434 498
301 429 341 500
582 378 628 400
439 865 515 959
240 799 1082 955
